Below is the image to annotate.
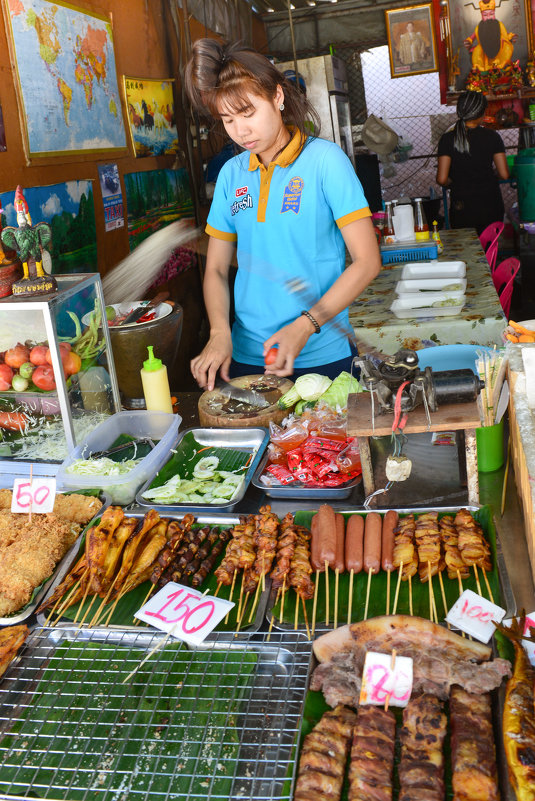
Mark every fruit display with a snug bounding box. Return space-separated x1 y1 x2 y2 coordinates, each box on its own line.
0 341 81 393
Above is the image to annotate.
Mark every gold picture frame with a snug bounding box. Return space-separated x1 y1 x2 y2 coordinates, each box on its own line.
385 3 439 78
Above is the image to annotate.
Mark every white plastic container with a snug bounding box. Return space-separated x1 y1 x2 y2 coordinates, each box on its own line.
390 296 465 319
400 261 466 280
56 410 181 505
395 277 467 295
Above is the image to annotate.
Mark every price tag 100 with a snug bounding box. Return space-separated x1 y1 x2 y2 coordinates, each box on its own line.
135 581 234 646
359 651 413 708
445 589 506 642
11 477 56 514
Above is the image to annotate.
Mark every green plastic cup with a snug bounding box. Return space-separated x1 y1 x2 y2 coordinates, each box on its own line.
475 420 504 473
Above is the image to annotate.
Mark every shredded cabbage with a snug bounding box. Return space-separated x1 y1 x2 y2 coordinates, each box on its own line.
65 457 141 476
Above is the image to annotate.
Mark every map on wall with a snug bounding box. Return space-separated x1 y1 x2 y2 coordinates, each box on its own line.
4 0 127 157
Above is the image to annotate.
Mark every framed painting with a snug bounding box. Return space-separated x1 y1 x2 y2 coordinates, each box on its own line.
386 4 439 77
1 0 127 158
123 77 180 158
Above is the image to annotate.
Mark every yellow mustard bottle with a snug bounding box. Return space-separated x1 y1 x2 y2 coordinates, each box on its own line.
140 346 173 413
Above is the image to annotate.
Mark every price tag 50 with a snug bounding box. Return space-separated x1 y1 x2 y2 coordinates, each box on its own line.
135 581 234 646
11 477 56 514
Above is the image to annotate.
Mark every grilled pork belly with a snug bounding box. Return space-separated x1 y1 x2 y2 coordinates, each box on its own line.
398 694 447 801
348 706 396 801
294 704 357 801
450 686 500 801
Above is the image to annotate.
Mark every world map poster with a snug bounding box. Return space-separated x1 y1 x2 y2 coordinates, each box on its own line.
4 0 127 157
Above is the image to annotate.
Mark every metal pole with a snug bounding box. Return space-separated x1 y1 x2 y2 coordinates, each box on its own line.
287 0 299 79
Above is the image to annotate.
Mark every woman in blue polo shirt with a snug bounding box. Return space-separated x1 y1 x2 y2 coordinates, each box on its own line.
185 39 381 390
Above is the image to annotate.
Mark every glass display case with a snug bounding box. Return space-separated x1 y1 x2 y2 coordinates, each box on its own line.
0 274 121 478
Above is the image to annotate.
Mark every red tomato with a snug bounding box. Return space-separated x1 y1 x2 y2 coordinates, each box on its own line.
264 347 278 365
32 364 56 391
29 345 48 366
0 363 14 391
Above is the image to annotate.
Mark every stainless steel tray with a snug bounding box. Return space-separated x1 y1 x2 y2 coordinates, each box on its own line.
0 490 111 627
136 426 269 512
266 505 516 635
36 512 270 636
0 625 312 801
251 450 362 499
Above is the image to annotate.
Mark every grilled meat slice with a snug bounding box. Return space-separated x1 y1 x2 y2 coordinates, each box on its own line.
294 705 357 801
450 686 499 801
398 694 447 801
348 706 396 801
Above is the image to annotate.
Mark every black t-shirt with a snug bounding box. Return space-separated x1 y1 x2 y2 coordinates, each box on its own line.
438 126 505 198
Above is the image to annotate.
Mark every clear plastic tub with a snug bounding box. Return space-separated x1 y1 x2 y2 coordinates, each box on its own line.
56 410 181 505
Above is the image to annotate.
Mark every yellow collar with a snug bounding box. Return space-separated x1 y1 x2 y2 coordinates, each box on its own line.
248 128 305 171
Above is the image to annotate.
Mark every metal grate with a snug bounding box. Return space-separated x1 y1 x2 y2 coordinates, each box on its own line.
0 626 312 801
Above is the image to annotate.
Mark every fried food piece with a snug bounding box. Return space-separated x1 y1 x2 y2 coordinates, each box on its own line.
0 513 80 616
109 509 160 599
0 489 102 525
0 624 28 679
119 520 169 595
85 506 125 594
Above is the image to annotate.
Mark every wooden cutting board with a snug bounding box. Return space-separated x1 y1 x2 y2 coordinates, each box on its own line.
198 374 293 428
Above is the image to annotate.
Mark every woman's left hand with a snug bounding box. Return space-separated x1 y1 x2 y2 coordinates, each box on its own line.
263 316 314 376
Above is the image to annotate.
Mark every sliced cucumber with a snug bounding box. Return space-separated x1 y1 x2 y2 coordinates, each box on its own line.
193 455 219 479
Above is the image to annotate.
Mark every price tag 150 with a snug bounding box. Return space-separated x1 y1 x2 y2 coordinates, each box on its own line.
11 477 56 514
446 589 506 642
359 651 413 708
134 581 234 646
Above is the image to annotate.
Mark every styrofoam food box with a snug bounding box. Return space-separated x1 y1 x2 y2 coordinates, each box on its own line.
392 290 465 309
400 261 466 280
390 297 465 319
56 410 181 505
395 277 467 295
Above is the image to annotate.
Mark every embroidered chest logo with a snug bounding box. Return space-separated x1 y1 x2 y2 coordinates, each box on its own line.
281 176 304 215
231 192 253 216
235 186 248 197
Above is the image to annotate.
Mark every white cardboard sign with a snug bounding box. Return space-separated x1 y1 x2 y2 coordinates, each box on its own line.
359 651 413 708
134 581 234 646
11 477 56 514
446 589 506 642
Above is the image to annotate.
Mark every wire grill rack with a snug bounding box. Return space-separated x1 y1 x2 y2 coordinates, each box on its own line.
0 626 312 801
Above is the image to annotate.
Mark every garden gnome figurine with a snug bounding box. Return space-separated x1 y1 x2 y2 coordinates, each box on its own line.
0 185 57 296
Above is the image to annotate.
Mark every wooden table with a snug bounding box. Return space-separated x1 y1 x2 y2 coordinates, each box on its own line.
348 228 506 355
347 394 481 505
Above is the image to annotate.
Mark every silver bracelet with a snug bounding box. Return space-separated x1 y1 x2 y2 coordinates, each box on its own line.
301 310 321 334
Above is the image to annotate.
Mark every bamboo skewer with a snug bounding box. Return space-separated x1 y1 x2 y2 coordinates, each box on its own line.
301 596 311 640
248 573 264 624
408 574 413 617
53 570 89 624
261 550 266 592
236 591 250 634
312 570 320 635
347 568 354 626
324 561 330 626
43 593 67 628
133 583 156 626
473 564 483 597
122 630 173 684
334 568 340 630
385 650 396 713
267 588 282 641
224 570 238 625
501 438 511 517
457 570 466 637
92 573 123 628
386 570 391 616
483 569 495 604
428 564 434 623
437 570 450 627
294 595 299 630
214 582 222 598
235 572 246 627
76 591 98 630
103 586 128 627
279 576 287 624
364 568 373 621
392 563 403 616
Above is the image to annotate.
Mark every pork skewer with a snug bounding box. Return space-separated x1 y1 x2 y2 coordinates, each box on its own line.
392 514 417 615
348 705 396 801
399 693 447 801
450 686 500 801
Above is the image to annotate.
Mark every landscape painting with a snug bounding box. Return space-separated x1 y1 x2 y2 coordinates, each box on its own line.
123 77 179 158
123 168 194 250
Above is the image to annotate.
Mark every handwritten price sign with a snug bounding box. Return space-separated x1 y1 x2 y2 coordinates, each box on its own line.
135 581 234 646
446 589 506 642
11 478 56 514
359 651 413 708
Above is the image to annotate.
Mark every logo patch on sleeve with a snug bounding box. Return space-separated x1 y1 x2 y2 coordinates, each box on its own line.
281 176 304 214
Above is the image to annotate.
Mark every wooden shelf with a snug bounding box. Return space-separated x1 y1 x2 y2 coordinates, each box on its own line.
446 88 535 105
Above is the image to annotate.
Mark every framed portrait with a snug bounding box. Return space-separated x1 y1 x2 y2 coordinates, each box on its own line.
123 77 179 158
385 4 439 78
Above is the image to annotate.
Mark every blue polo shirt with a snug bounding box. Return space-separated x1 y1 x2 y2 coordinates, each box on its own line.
206 130 370 367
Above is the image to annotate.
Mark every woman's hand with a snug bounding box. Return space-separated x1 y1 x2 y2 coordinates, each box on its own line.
263 316 314 376
191 330 233 391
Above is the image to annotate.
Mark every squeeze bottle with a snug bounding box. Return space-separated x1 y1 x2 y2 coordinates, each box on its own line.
140 346 173 413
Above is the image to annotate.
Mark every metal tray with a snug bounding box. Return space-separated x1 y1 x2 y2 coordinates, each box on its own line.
0 625 312 801
0 490 111 627
266 505 516 636
36 512 270 636
136 426 269 512
251 450 362 499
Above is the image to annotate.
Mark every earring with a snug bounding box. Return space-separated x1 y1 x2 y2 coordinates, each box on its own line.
279 103 285 111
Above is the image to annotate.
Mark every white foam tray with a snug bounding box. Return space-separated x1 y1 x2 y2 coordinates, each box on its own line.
400 261 466 280
390 297 465 318
396 277 467 295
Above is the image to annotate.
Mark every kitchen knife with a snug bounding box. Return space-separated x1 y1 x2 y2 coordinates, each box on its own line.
215 379 270 409
120 291 170 326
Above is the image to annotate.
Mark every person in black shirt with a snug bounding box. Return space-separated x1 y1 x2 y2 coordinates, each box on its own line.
437 91 509 234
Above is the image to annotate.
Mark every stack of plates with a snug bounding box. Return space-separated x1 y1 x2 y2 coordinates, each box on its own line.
391 261 467 318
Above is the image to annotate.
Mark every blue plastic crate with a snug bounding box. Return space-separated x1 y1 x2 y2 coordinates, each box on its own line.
381 241 438 265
